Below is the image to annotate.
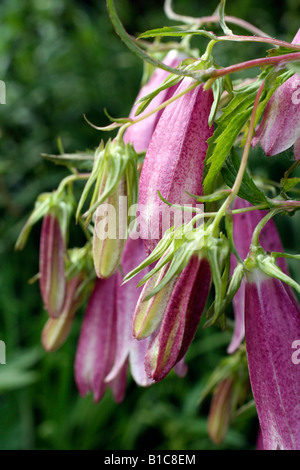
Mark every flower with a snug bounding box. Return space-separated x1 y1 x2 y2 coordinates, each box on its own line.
207 377 234 445
104 236 153 387
123 50 186 153
136 255 211 382
138 77 214 253
74 274 127 403
244 267 300 450
228 198 289 354
39 212 66 318
252 29 300 159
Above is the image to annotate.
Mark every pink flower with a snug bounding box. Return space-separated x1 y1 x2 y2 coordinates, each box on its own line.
228 198 288 354
244 268 300 449
137 255 211 382
123 50 186 153
138 77 214 253
74 275 127 403
252 29 300 159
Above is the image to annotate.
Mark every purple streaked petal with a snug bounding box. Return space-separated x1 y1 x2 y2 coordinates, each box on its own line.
74 276 117 403
123 50 186 153
105 237 149 383
129 336 153 387
245 270 300 450
106 359 128 404
145 257 211 382
138 78 214 253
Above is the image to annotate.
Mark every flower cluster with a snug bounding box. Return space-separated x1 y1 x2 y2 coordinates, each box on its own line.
16 0 300 450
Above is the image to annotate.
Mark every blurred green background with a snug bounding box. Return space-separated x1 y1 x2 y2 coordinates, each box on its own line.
0 0 299 450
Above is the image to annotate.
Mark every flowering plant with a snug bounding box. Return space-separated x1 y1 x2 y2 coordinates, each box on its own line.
16 0 300 450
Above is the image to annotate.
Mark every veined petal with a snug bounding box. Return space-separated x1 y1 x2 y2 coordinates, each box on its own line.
228 198 288 354
74 276 117 403
123 50 186 153
245 269 300 450
145 256 211 382
138 78 214 253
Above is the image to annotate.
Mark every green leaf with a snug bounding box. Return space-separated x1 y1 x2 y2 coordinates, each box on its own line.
106 0 195 79
203 82 261 195
137 26 218 42
219 0 233 36
221 148 268 206
281 177 300 193
42 152 94 171
267 46 299 57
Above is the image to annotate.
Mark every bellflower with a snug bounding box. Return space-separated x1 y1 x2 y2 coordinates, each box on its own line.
228 198 288 354
123 49 186 153
74 275 127 403
138 77 214 253
105 236 153 387
252 29 300 159
137 255 211 382
244 268 300 450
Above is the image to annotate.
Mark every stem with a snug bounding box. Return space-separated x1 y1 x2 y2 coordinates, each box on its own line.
218 34 300 51
211 80 265 233
204 52 300 80
56 173 90 196
251 208 283 246
164 0 271 38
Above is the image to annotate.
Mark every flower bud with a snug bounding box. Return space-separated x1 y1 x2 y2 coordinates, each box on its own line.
39 212 66 318
138 77 214 253
124 49 186 153
252 29 300 159
207 377 234 445
144 255 211 382
93 175 127 278
244 268 300 449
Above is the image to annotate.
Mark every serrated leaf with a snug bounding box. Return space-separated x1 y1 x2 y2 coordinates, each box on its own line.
221 148 268 206
203 82 261 195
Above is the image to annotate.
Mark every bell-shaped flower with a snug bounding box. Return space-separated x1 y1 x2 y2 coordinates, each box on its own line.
252 30 300 159
141 255 211 382
244 267 300 449
138 77 214 253
228 198 288 354
123 49 186 153
74 275 127 403
105 236 153 387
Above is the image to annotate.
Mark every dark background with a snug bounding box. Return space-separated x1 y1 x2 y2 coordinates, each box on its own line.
0 0 299 450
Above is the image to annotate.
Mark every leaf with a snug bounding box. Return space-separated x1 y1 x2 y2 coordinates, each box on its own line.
267 46 300 57
137 26 218 41
281 177 300 193
219 0 233 36
42 152 94 172
221 148 268 206
203 81 261 195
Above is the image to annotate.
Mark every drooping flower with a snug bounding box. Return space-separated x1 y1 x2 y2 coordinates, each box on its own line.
228 198 289 354
105 236 153 387
138 77 214 253
39 212 66 318
74 275 127 403
244 268 300 450
123 49 186 153
136 254 211 382
252 29 300 159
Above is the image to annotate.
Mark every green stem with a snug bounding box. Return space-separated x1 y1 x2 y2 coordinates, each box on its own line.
211 80 265 234
56 173 90 196
251 208 283 246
